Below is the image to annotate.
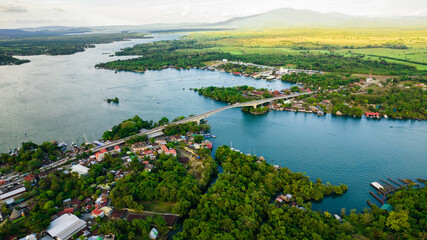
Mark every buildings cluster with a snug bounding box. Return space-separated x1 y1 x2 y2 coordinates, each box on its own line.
206 60 322 82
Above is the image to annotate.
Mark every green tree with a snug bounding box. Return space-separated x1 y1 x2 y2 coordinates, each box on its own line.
386 210 410 232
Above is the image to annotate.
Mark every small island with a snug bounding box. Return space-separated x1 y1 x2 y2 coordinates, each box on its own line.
106 97 119 104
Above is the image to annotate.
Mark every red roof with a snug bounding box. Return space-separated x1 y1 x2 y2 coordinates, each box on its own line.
24 175 35 181
365 112 380 116
161 145 168 152
92 209 103 216
100 149 107 153
58 207 74 216
143 150 153 154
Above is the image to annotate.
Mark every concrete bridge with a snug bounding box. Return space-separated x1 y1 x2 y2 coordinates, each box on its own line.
0 91 314 190
178 91 315 124
92 91 314 152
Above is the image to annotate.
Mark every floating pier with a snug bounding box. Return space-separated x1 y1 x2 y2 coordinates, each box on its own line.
380 178 397 190
368 177 409 207
387 177 403 187
369 191 384 205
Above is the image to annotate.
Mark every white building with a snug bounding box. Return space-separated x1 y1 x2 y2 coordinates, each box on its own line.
0 186 26 204
149 228 159 239
19 234 37 240
46 214 86 240
71 164 89 176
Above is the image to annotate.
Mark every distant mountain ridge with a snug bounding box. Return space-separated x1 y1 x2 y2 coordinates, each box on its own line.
0 27 90 38
1 8 426 37
213 8 427 28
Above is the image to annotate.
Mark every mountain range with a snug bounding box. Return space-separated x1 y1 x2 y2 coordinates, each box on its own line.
1 8 426 38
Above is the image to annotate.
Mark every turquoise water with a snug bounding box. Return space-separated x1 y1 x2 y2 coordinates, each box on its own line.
0 33 426 214
208 110 426 213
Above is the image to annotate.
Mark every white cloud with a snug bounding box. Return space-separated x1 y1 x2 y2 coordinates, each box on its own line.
0 0 426 28
0 4 28 13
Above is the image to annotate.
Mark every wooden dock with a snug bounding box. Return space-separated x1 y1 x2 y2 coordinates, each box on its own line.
388 177 403 187
369 191 384 205
380 178 397 190
368 177 409 207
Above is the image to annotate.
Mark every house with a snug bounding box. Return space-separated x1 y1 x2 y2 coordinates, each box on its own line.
46 214 86 240
9 208 22 221
380 204 393 212
275 196 283 203
71 198 82 209
160 145 177 157
100 207 113 217
149 228 159 240
24 175 36 183
95 149 108 161
131 143 149 153
71 165 89 176
57 208 74 216
63 198 71 208
155 140 167 145
92 208 105 218
284 194 293 202
113 146 121 154
0 186 26 205
144 164 154 172
19 234 37 240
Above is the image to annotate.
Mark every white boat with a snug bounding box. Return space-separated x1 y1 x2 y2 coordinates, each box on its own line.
371 182 384 190
58 141 67 148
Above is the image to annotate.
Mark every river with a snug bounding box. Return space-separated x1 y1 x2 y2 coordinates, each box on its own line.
0 33 426 214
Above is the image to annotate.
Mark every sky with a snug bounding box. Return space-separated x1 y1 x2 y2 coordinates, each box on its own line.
1 0 426 28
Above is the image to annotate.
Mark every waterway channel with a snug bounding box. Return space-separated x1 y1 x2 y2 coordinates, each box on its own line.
0 33 425 213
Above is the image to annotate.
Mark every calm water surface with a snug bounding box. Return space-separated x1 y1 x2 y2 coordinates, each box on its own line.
0 33 425 213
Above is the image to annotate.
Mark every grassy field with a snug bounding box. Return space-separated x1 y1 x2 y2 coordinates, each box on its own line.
186 28 427 70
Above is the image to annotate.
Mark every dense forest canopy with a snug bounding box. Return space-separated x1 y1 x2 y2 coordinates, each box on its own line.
175 146 426 240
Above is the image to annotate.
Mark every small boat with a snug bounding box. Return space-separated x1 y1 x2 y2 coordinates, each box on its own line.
211 134 216 138
24 131 27 135
58 141 67 149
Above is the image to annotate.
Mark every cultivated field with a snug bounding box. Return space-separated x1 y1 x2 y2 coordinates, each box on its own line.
187 28 427 70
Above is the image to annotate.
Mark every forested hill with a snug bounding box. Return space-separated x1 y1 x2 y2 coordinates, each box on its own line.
0 32 149 65
0 32 148 56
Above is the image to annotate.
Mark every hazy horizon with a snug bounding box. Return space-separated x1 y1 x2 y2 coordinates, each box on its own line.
1 0 427 29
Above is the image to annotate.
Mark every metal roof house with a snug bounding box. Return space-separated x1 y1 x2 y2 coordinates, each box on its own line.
71 164 89 176
0 186 26 205
46 213 86 240
380 204 393 212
